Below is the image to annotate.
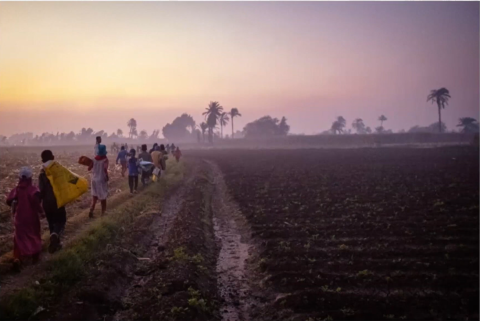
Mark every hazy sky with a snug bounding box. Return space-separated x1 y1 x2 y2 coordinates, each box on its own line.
0 2 478 136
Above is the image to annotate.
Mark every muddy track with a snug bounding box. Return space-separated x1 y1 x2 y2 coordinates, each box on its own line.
205 160 257 321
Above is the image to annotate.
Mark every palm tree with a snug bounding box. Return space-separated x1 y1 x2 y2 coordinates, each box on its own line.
202 101 223 143
127 118 137 138
219 112 230 138
229 108 242 138
378 115 387 127
427 88 451 133
200 122 208 142
457 117 479 133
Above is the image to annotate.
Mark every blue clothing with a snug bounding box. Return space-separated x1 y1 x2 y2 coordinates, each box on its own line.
97 144 107 156
116 150 128 163
128 157 139 176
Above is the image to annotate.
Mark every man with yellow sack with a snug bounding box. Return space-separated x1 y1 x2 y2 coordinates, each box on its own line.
39 150 88 253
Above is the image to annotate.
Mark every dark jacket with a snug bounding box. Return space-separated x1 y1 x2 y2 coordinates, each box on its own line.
39 170 64 214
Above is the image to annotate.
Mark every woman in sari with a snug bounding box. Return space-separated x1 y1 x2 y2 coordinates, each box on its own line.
6 167 44 269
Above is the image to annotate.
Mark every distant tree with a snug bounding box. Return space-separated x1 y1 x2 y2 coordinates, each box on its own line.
131 128 138 139
219 112 230 138
457 117 479 133
139 130 148 140
277 116 290 135
427 87 451 133
200 122 208 142
378 115 387 127
243 116 288 138
408 122 447 133
66 131 75 141
352 118 367 134
162 114 196 142
117 129 123 137
365 126 372 134
331 116 346 134
398 129 406 133
127 118 137 138
202 101 223 143
375 126 384 134
229 108 242 138
150 129 160 139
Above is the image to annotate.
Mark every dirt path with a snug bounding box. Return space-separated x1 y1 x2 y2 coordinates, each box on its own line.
112 167 197 320
205 160 255 321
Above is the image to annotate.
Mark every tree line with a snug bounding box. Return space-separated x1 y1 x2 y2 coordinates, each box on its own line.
1 87 478 146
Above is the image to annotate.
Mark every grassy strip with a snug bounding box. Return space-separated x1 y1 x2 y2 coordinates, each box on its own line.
0 160 186 320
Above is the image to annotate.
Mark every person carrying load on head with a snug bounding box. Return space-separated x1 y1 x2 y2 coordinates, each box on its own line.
128 149 140 193
88 144 109 218
138 144 153 186
151 144 168 181
6 167 44 270
39 150 67 254
116 145 128 177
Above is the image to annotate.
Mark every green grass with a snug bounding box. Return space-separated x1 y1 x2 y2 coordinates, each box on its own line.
0 159 186 320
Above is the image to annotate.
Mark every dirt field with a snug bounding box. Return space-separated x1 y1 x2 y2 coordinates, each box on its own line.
195 146 479 320
0 145 478 320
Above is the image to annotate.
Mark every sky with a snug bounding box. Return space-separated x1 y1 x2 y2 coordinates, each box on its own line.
0 2 478 137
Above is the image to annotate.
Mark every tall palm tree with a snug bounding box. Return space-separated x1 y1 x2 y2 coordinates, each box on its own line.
229 108 242 138
457 117 479 133
200 122 208 142
202 101 223 143
219 112 230 138
427 88 451 133
378 115 387 127
127 118 137 138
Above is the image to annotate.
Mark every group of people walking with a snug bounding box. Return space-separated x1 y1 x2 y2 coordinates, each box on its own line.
6 136 182 270
6 149 68 270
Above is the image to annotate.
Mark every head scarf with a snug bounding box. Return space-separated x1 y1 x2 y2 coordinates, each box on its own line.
19 166 33 179
97 144 107 156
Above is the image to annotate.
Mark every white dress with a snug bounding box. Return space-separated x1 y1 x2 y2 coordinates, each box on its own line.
91 158 108 200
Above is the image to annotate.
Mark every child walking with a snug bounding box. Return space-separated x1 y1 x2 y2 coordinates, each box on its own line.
7 167 43 270
116 145 128 177
89 144 109 218
39 150 67 253
128 149 140 193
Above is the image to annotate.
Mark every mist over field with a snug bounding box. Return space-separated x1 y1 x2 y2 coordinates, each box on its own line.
0 2 478 321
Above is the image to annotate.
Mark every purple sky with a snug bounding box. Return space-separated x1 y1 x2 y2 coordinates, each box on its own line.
0 2 478 136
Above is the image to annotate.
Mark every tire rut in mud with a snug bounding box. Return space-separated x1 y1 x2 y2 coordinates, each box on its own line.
205 160 257 321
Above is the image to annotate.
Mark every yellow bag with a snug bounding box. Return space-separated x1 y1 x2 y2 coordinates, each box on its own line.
44 161 88 208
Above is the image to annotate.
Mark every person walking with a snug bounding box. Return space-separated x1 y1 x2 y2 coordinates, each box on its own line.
88 144 109 218
174 146 182 162
6 167 44 270
128 149 140 193
39 150 67 254
116 145 128 177
138 144 153 186
95 136 102 156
